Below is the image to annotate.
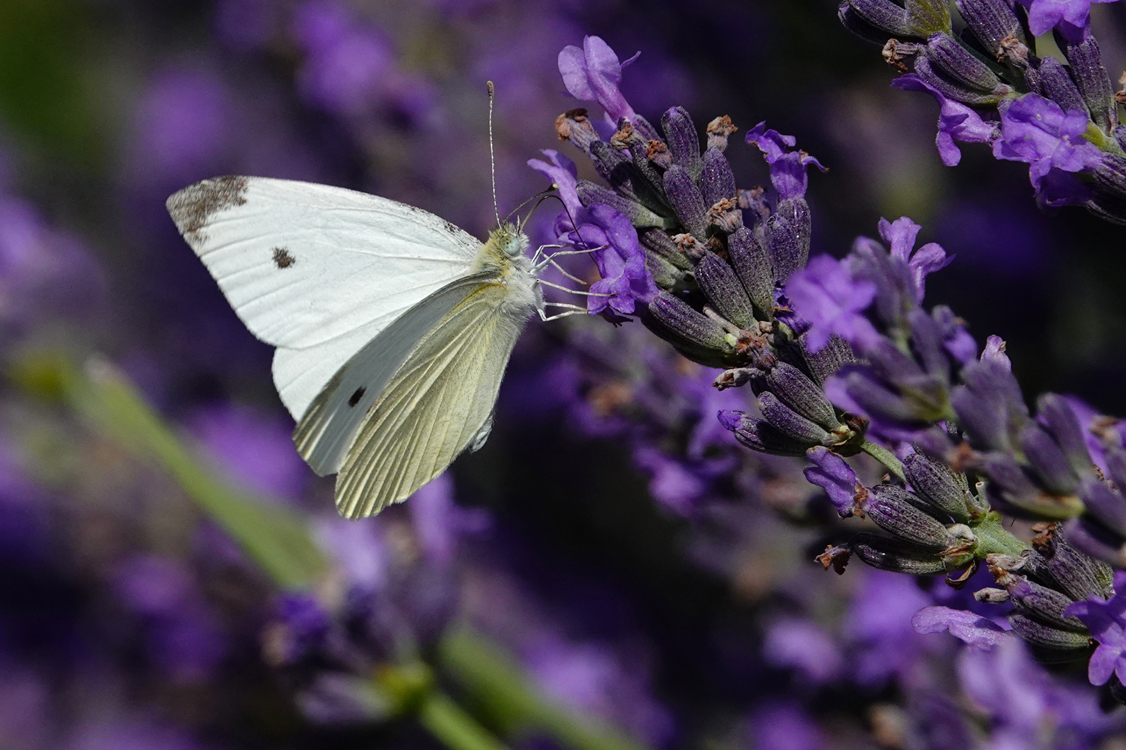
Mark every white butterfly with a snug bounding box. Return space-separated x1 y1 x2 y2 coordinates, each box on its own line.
166 176 573 519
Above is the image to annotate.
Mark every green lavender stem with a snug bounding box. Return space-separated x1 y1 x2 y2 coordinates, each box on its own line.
861 440 906 482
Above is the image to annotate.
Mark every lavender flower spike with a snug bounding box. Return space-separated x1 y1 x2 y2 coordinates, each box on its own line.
558 36 640 124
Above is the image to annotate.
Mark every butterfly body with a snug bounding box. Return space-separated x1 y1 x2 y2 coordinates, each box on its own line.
167 176 542 518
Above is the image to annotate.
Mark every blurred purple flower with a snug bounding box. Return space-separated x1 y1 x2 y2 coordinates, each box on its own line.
558 36 639 124
408 474 490 567
187 403 309 500
892 75 999 166
748 702 822 750
745 123 827 201
213 0 279 51
785 254 879 353
1017 0 1119 41
993 94 1103 207
1066 570 1126 686
132 67 234 181
67 718 217 750
846 570 933 688
565 204 656 316
803 446 859 518
293 1 394 117
762 618 844 685
111 555 228 682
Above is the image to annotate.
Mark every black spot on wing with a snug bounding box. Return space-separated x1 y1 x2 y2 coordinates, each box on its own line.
348 387 366 407
272 246 296 269
166 176 250 244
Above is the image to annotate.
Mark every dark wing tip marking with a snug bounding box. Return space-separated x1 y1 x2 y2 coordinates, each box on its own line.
166 175 250 244
272 246 296 269
348 387 366 407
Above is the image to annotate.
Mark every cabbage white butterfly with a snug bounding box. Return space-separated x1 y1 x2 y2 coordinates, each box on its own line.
166 175 557 518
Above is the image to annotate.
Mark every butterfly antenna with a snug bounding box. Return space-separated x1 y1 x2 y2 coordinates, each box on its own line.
487 81 502 227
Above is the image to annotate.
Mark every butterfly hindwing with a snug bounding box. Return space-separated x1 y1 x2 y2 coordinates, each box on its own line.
332 281 528 518
291 271 498 477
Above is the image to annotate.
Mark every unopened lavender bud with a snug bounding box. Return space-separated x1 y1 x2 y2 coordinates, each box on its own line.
1038 536 1112 601
673 232 705 262
576 182 666 228
1037 394 1095 479
701 148 737 205
1020 423 1080 496
587 141 634 194
1060 35 1117 132
694 251 755 328
924 32 1001 93
851 532 947 575
555 108 600 152
727 227 775 318
981 452 1084 520
801 335 855 388
1063 518 1126 568
767 199 811 283
718 411 812 456
953 359 1028 452
762 362 842 431
705 116 737 152
1000 576 1086 632
840 0 911 39
758 392 832 446
1079 478 1126 537
906 0 951 36
1037 57 1087 117
913 55 1004 104
954 0 1025 60
1008 613 1090 650
904 452 973 521
644 290 736 366
640 228 692 272
646 252 685 290
663 165 708 239
660 107 703 178
862 485 953 548
610 121 645 151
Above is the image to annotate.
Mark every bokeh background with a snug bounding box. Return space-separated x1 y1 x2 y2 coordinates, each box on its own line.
3 0 1126 748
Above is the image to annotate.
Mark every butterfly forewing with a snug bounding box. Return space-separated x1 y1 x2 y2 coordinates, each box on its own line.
333 281 529 518
166 176 481 419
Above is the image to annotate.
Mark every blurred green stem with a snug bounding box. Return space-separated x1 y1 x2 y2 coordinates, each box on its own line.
35 352 647 750
440 629 652 750
56 355 327 588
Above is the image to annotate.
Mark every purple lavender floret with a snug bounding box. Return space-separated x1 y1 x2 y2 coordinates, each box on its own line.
558 36 640 125
1066 571 1126 686
744 123 827 201
1017 0 1120 41
993 94 1104 207
804 446 860 517
563 204 657 316
912 606 1011 649
785 255 879 354
892 74 1000 166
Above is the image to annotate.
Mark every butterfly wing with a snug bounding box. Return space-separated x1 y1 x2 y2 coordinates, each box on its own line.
166 176 481 420
291 270 498 477
324 280 532 519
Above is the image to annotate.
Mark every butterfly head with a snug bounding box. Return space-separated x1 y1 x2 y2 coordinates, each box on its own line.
488 222 530 259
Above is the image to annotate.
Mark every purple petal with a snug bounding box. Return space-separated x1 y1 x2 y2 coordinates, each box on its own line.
804 446 860 517
912 606 1011 649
